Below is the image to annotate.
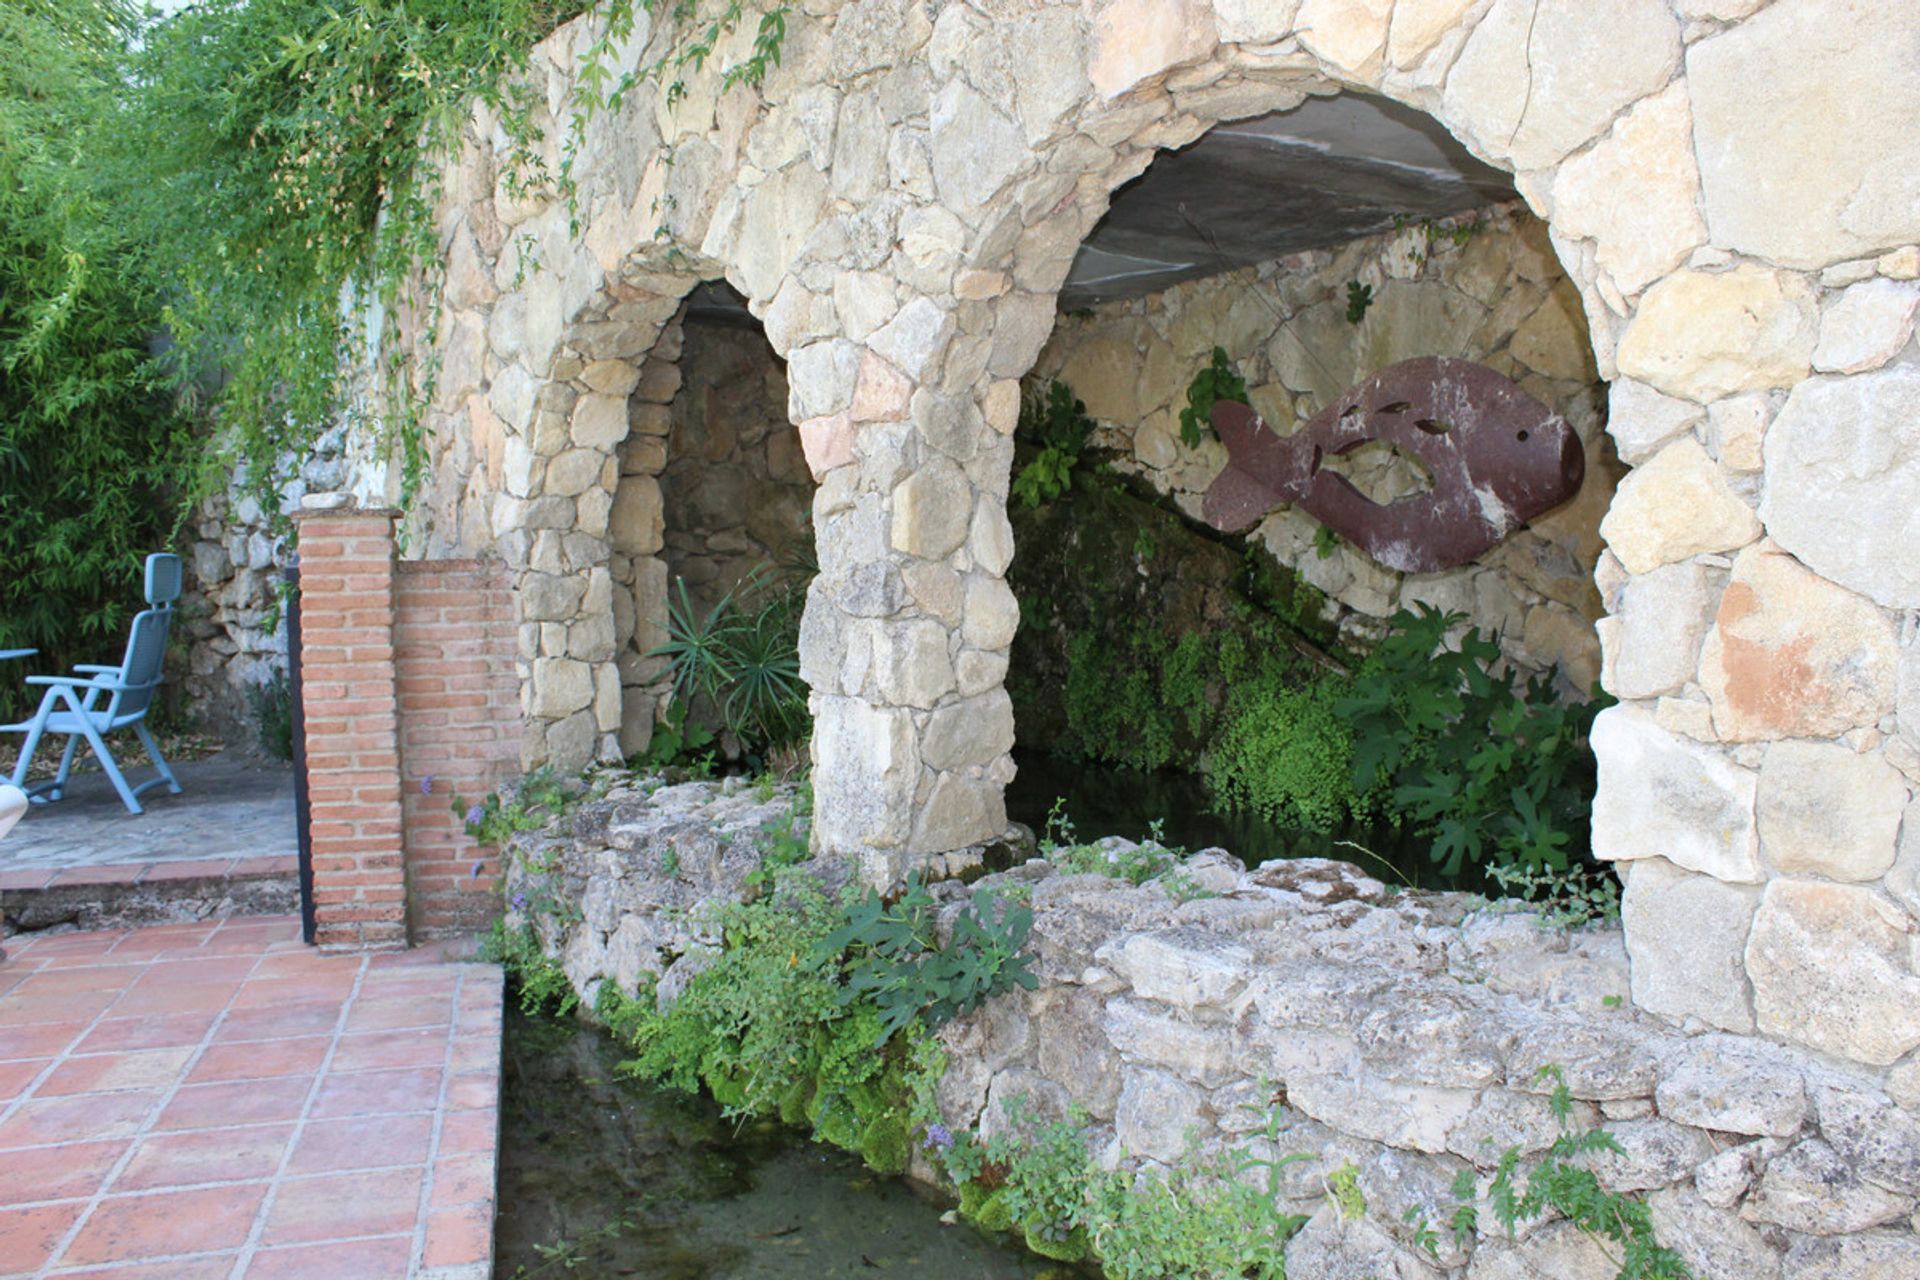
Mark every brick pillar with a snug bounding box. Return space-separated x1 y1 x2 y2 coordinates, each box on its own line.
292 499 409 951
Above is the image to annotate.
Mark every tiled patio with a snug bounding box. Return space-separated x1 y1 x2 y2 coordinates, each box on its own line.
0 915 502 1279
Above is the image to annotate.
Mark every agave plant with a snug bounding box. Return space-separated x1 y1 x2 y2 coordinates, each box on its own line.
645 563 810 760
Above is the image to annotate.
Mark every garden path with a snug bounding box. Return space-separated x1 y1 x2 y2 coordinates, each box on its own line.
0 915 501 1278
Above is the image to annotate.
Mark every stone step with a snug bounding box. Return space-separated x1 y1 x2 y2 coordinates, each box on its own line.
0 854 301 940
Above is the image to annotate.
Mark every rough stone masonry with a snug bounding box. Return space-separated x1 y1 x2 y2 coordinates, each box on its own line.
304 0 1920 1074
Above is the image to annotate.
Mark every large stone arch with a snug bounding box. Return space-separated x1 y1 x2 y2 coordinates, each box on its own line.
382 0 1920 1066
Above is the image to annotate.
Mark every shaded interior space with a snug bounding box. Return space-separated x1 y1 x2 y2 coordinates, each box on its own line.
1003 93 1617 883
610 285 814 760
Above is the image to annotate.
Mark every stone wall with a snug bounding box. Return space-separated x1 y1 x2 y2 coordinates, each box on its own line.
1028 204 1615 690
511 777 1920 1280
334 0 1920 1064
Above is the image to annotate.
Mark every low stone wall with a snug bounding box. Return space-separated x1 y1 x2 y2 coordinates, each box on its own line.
511 778 1920 1280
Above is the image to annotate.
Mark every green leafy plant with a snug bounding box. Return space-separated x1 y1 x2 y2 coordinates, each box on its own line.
644 565 808 761
1345 280 1375 324
1338 604 1611 882
455 767 574 848
481 920 580 1017
1012 381 1096 508
819 878 1040 1043
1313 523 1340 559
249 671 295 762
1462 1067 1692 1280
1176 346 1249 449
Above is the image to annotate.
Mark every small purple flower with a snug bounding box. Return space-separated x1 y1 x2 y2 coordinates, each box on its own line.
471 858 486 880
511 892 528 911
465 803 486 827
921 1123 954 1152
419 775 435 796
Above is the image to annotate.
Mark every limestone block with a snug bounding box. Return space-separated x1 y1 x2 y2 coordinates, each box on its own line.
1656 1034 1807 1138
1508 281 1596 382
1760 366 1920 608
1616 267 1816 403
1598 438 1758 576
1443 0 1680 169
954 647 1008 699
1746 880 1920 1065
968 499 1014 577
1756 741 1906 881
1104 997 1235 1087
810 695 917 851
1598 559 1723 701
798 413 854 479
1809 1076 1920 1196
1590 705 1761 883
960 575 1019 653
1620 857 1758 1034
1705 393 1769 474
1743 1138 1915 1235
1812 279 1920 374
1549 83 1707 297
871 619 955 709
1288 1070 1475 1155
1688 0 1920 270
1056 326 1143 425
1284 1209 1449 1280
1646 1188 1783 1280
833 272 897 343
530 657 594 718
1782 1233 1920 1280
1099 929 1253 1012
518 571 587 623
1605 380 1703 465
786 339 861 419
609 476 664 556
1089 0 1216 101
890 460 971 559
542 447 604 497
1698 542 1898 742
867 298 954 383
911 770 1004 852
1295 0 1393 81
1114 1067 1208 1163
544 708 596 770
928 81 1031 225
1387 0 1475 67
921 691 1015 771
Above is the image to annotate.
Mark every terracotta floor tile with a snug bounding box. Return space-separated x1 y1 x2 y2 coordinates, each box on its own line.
106 982 240 1017
61 1183 269 1266
129 956 259 990
0 1020 89 1059
53 1257 238 1278
0 1199 86 1273
443 1070 497 1111
259 1167 422 1246
137 858 238 883
241 1234 413 1279
12 931 124 960
0 990 119 1027
0 1139 128 1204
39 1047 196 1097
284 1113 433 1176
0 1057 48 1104
186 1037 331 1085
328 1027 448 1074
435 1108 497 1156
246 953 360 983
213 1005 343 1045
103 927 219 959
8 965 149 999
421 1200 492 1268
340 994 452 1034
427 1152 495 1209
73 1011 221 1055
0 1091 160 1150
307 1068 442 1120
153 1077 314 1133
226 978 356 1012
113 1125 296 1192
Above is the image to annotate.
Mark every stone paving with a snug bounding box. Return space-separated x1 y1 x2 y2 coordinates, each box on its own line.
0 754 296 874
0 915 502 1279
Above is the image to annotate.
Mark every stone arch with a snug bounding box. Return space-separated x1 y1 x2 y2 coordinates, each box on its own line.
388 0 1920 1065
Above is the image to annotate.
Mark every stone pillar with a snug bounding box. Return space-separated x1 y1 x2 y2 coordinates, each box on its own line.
292 497 409 951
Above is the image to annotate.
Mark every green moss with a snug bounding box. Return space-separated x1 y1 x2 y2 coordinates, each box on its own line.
968 1187 1015 1234
1022 1223 1092 1263
858 1111 912 1176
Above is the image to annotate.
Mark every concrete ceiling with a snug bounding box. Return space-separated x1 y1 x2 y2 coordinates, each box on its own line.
686 92 1514 324
1059 93 1515 308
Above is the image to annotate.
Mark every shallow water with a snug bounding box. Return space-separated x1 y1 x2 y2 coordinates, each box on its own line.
1003 748 1444 889
493 1008 1060 1280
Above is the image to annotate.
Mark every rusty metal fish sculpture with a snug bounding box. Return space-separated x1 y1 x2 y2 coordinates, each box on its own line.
1202 357 1584 574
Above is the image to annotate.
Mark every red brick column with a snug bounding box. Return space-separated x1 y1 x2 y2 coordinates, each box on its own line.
292 502 409 951
395 561 521 937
